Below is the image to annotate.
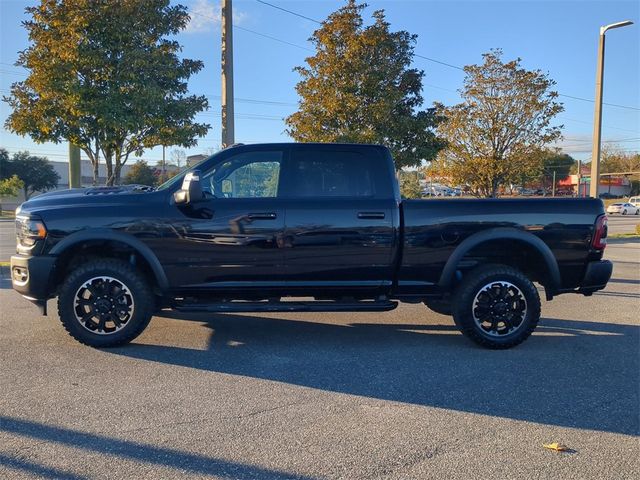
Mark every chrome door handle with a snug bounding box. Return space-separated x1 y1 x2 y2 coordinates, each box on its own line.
357 212 385 219
248 212 277 220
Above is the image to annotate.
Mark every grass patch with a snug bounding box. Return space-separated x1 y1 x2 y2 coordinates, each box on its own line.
0 210 15 219
608 233 640 239
0 261 10 267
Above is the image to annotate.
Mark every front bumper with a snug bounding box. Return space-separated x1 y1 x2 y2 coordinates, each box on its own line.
10 254 57 302
578 260 613 295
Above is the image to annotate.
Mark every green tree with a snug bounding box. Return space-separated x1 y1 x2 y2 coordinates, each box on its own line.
601 145 640 174
431 49 564 197
156 163 182 185
542 151 574 189
4 0 209 186
0 175 24 197
0 174 25 212
286 0 443 169
399 171 422 198
11 152 60 200
123 160 157 186
0 148 11 179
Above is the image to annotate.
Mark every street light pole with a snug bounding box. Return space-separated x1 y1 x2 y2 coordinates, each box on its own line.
589 20 633 198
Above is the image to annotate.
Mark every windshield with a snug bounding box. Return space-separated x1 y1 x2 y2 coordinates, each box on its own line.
155 153 214 191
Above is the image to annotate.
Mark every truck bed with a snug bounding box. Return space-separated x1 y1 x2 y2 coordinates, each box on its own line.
399 197 605 292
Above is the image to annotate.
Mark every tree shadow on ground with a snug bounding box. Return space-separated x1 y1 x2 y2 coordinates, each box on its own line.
0 417 314 480
110 311 639 436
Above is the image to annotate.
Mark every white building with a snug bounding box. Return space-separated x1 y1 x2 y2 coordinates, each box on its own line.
1 159 133 211
50 159 133 188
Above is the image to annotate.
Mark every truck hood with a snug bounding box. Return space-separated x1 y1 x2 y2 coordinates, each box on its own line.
17 185 157 215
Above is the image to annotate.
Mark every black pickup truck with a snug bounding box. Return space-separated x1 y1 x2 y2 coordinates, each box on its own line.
10 143 612 349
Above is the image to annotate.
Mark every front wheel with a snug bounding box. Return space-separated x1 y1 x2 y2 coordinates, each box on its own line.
622 209 627 215
452 264 540 349
57 259 154 347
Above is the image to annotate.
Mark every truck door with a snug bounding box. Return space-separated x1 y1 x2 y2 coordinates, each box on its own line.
280 145 397 296
168 147 287 292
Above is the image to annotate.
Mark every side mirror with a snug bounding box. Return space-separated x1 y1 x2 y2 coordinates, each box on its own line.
174 170 204 205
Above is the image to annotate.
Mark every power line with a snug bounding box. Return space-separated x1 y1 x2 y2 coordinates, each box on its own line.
0 87 297 108
233 24 313 52
187 8 313 52
558 116 639 135
557 93 640 111
558 138 640 149
255 0 321 24
414 54 464 71
255 0 640 112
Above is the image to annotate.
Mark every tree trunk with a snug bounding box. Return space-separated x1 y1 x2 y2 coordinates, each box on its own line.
83 141 100 186
113 148 126 185
114 161 122 186
92 160 99 186
23 185 29 201
105 151 114 186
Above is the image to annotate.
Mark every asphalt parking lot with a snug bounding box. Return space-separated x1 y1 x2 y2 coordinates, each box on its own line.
0 238 638 479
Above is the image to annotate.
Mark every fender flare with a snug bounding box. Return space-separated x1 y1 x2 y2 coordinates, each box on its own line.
49 229 169 291
438 227 561 295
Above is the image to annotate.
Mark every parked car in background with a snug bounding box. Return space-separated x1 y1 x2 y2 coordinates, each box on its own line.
606 202 639 215
628 196 640 209
517 187 536 196
599 192 620 200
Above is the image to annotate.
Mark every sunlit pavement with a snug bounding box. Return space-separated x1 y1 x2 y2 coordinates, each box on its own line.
0 240 638 479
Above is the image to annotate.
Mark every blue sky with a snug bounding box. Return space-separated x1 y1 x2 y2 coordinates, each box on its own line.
1 0 639 165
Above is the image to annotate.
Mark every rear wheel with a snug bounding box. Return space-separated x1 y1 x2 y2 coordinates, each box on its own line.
452 264 540 349
57 259 154 347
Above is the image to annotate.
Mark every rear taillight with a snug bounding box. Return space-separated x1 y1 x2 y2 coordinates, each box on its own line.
592 214 608 250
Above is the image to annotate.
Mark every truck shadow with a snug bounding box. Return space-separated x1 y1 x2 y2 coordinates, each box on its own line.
111 312 640 437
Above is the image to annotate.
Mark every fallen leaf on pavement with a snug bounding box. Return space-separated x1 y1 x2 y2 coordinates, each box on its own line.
543 442 569 452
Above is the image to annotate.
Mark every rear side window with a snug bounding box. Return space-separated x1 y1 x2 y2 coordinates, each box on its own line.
285 148 389 198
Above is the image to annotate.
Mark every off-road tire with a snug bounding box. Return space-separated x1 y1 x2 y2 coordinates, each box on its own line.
452 264 540 349
57 259 154 347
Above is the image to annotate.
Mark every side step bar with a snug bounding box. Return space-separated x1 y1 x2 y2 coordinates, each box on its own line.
173 300 398 313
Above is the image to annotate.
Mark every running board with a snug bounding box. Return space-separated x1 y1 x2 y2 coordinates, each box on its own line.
172 300 398 313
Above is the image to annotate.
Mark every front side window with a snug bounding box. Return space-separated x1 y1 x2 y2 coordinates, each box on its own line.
203 151 282 198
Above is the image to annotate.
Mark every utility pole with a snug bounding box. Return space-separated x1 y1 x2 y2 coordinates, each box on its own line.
221 0 235 148
589 20 633 198
577 160 582 197
552 170 556 197
68 143 81 188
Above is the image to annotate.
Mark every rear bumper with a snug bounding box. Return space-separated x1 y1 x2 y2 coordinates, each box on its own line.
577 260 613 295
10 254 56 302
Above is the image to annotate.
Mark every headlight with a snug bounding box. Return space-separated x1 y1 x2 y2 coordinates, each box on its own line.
16 215 48 247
